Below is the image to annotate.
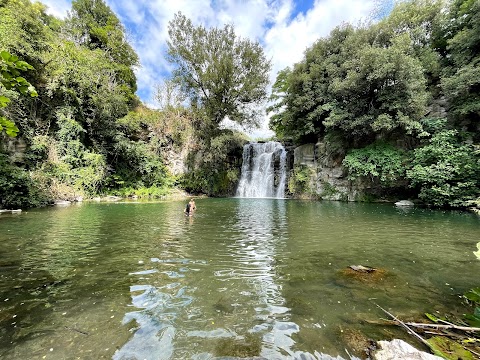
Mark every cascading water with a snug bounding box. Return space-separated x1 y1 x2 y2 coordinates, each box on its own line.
236 141 287 198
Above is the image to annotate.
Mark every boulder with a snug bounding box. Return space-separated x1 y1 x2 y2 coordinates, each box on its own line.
54 200 71 206
294 144 316 167
374 339 442 360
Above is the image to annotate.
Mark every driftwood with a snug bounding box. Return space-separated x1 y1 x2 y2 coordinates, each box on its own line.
375 304 431 347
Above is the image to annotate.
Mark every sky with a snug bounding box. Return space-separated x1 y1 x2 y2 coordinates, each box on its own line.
38 0 395 138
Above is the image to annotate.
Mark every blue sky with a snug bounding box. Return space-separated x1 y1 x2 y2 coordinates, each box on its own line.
39 0 395 137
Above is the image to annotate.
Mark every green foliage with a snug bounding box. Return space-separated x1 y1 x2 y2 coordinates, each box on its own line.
0 0 51 67
427 336 475 360
439 0 480 137
463 287 480 328
0 50 37 137
407 130 480 207
0 0 187 208
266 0 479 208
167 12 271 129
343 142 407 186
108 185 172 199
288 165 314 195
67 0 139 69
109 134 171 189
0 153 48 208
182 130 247 196
464 288 480 304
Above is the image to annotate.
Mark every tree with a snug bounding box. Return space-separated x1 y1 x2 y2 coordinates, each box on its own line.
0 0 51 69
154 79 186 111
66 0 139 92
167 12 271 131
0 50 38 137
267 67 292 140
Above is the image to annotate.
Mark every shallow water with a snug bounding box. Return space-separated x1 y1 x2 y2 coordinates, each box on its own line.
0 199 478 359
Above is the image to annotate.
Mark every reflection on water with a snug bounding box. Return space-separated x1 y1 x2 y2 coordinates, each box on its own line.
0 199 479 359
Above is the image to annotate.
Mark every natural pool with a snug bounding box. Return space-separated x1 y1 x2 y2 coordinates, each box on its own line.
0 199 479 359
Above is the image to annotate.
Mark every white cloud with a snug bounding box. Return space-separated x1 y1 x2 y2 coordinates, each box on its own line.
265 0 376 81
40 0 71 18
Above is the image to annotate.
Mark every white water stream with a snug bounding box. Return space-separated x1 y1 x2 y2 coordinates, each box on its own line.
236 141 287 198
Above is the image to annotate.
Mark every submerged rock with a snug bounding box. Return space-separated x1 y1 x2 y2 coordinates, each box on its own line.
374 339 442 360
215 333 262 358
54 200 71 206
339 266 388 284
340 327 376 358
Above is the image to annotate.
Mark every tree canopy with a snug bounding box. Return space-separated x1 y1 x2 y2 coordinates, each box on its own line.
269 0 480 207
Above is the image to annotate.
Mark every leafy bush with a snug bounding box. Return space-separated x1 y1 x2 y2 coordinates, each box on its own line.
182 130 246 196
343 142 408 186
109 185 171 198
406 130 480 207
109 134 172 189
0 154 49 208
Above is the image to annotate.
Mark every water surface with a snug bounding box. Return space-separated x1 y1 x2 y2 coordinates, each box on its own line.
0 199 479 359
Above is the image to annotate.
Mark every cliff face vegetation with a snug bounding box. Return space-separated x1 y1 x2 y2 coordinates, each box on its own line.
0 0 269 208
269 0 480 208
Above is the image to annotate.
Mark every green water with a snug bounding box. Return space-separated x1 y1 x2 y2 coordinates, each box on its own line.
0 199 479 359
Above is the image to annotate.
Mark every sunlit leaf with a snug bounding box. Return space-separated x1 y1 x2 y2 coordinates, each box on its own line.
464 288 480 303
0 50 10 61
427 336 475 360
425 312 440 322
0 95 10 107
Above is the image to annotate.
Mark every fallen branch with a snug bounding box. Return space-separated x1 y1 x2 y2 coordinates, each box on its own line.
375 304 430 348
404 322 480 332
366 318 480 332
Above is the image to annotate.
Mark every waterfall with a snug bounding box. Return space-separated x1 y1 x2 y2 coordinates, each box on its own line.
236 141 287 198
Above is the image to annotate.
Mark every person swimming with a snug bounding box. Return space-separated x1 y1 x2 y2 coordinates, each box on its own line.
184 198 196 216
